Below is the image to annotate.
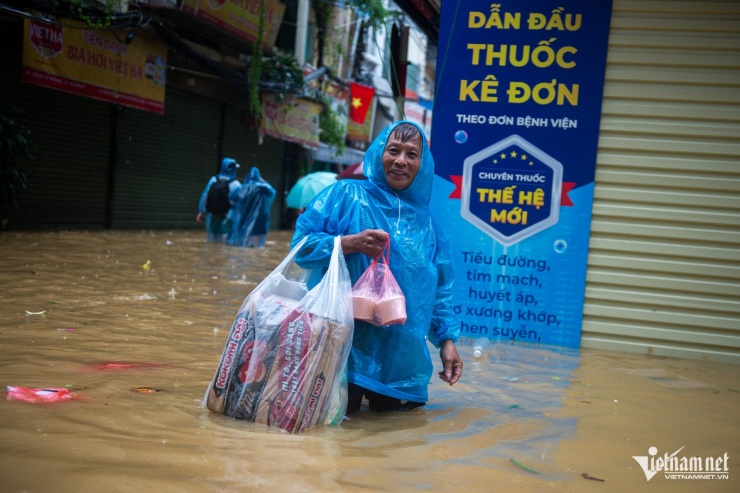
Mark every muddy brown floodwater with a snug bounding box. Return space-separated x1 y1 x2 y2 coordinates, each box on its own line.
0 230 737 493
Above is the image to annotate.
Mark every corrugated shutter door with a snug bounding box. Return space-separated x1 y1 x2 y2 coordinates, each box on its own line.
584 0 740 363
221 106 286 230
113 89 221 228
1 19 110 229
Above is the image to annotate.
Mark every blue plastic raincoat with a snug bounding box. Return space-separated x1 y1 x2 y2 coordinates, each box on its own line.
198 158 241 242
291 121 459 403
229 167 276 248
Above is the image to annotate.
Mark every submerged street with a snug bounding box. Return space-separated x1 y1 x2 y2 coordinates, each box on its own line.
0 229 737 492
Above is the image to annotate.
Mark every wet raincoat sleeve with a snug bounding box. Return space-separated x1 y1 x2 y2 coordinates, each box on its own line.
427 218 459 348
227 181 240 200
290 182 356 269
263 184 277 206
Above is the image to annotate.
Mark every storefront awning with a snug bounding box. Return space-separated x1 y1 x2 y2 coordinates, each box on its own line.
311 143 365 165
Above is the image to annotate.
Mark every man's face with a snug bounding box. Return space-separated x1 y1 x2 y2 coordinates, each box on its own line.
382 132 421 191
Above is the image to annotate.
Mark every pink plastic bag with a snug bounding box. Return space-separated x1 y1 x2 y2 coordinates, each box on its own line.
351 238 406 326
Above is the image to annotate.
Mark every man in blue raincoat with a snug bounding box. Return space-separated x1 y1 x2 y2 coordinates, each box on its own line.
197 158 241 242
292 121 463 414
229 166 276 248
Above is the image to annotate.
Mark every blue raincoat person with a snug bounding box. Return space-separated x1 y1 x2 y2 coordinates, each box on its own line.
197 158 241 243
291 121 463 414
228 166 276 248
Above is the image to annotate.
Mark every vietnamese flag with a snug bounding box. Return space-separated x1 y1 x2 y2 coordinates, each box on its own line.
349 82 375 124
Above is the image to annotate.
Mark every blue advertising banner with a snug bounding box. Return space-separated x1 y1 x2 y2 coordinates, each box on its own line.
430 1 613 348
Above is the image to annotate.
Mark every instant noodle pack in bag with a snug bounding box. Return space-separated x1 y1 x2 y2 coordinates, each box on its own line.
204 237 353 433
351 238 406 326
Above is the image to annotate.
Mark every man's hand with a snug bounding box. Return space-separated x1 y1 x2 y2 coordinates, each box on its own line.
438 339 463 385
341 229 389 258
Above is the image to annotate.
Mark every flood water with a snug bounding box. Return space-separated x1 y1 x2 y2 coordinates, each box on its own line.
0 229 738 493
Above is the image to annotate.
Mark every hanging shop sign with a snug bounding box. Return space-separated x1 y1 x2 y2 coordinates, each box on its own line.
304 68 350 143
260 93 321 148
22 19 167 113
311 143 365 165
324 81 349 142
430 1 613 348
182 0 285 48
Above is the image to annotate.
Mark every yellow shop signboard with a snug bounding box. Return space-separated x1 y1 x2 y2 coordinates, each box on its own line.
22 19 167 113
182 0 285 48
260 94 321 148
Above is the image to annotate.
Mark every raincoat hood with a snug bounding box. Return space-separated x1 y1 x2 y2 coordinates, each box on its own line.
219 158 239 180
246 166 262 183
363 121 433 207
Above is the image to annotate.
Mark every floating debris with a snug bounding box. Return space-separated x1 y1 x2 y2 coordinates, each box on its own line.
25 310 46 316
582 473 605 482
87 361 166 371
141 260 151 270
131 387 162 394
7 386 76 403
510 458 540 474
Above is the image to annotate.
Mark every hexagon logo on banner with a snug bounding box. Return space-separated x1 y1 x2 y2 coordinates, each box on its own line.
461 135 563 246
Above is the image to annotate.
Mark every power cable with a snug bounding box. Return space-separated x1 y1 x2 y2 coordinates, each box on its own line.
430 0 461 113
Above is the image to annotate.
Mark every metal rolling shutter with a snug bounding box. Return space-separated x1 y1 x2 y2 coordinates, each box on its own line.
1 18 111 229
221 106 286 230
112 89 221 228
583 0 740 363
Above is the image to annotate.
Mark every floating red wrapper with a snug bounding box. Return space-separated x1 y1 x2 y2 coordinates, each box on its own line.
6 386 76 403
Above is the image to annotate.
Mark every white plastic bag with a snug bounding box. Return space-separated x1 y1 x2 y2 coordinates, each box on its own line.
204 236 354 432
